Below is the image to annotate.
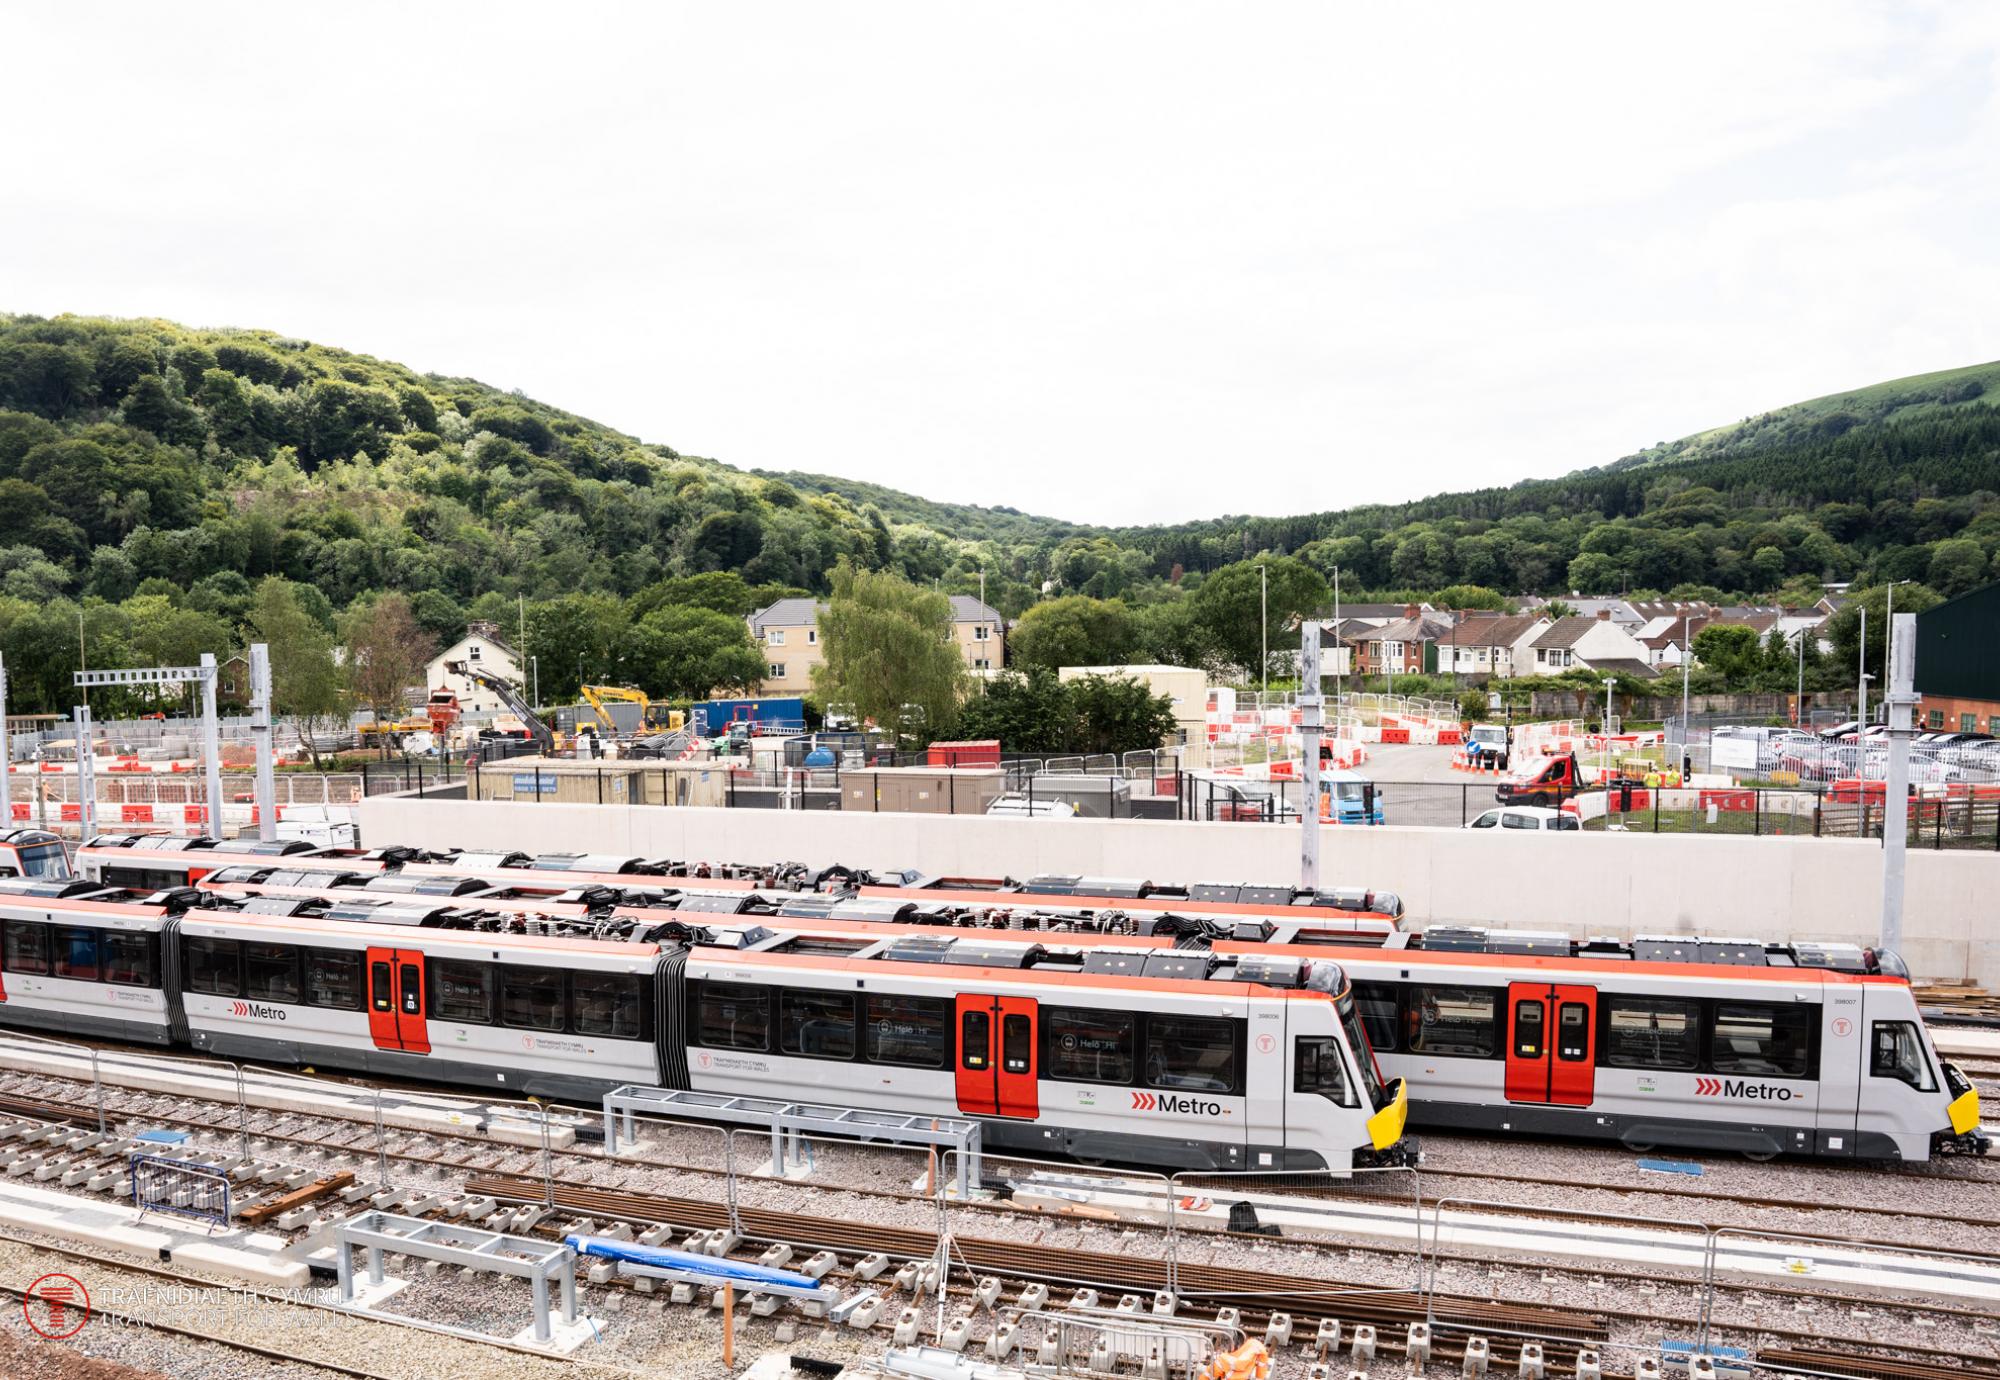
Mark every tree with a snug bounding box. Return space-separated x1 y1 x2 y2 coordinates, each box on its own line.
249 578 347 767
953 668 1077 754
1009 596 1137 672
1692 624 1763 686
1064 674 1178 756
341 594 433 753
630 606 764 701
1823 583 1944 685
812 561 965 744
1190 557 1329 680
1928 539 1988 597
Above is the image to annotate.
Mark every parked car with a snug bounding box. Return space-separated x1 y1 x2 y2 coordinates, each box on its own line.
1320 770 1386 825
1466 806 1580 832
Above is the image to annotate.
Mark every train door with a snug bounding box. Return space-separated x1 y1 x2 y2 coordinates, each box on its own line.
1504 983 1596 1105
954 993 1038 1119
365 947 431 1055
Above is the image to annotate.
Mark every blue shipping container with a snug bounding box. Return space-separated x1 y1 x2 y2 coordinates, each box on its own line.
693 697 808 737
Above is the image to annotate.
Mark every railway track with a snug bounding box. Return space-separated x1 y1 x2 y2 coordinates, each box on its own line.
1758 1347 2000 1380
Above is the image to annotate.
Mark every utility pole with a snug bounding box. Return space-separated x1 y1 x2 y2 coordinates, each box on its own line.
0 653 9 828
1299 622 1322 893
1795 624 1805 726
249 643 277 842
1880 612 1916 954
1856 606 1867 734
1680 614 1690 752
1332 567 1342 704
73 706 96 841
1259 564 1268 698
1603 678 1616 783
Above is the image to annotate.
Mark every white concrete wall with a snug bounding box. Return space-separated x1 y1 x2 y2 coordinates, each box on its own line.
360 796 2000 986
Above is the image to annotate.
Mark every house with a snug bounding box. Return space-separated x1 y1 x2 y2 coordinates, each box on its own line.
1635 610 1710 668
1342 605 1456 676
1436 612 1549 680
1518 596 1644 629
425 621 525 714
748 595 1006 696
1527 612 1659 679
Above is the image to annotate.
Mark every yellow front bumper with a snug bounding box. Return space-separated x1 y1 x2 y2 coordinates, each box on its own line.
1367 1078 1409 1152
1947 1084 1981 1137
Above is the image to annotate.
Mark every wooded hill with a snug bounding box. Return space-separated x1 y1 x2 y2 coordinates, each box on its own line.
0 313 1994 713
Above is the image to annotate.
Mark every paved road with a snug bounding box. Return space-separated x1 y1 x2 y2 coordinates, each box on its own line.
1352 742 1495 828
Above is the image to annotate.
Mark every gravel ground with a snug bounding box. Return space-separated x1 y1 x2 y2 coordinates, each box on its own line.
5 1064 1997 1377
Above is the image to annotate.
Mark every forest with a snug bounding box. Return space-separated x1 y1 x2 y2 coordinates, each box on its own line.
0 314 1995 716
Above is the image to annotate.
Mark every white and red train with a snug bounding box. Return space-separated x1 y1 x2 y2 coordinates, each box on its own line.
0 877 1407 1174
48 834 1990 1164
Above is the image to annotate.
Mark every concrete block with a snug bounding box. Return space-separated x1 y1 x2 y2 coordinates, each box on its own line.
985 1322 1017 1359
893 1308 922 1345
1265 1313 1292 1348
972 1276 1001 1308
1462 1335 1489 1376
845 1295 883 1330
757 1243 792 1268
855 1252 889 1280
1016 1282 1048 1311
802 1251 837 1280
939 1317 969 1353
1349 1323 1374 1363
1574 1351 1602 1380
749 1293 779 1318
1518 1340 1545 1378
1406 1322 1431 1365
1316 1318 1342 1353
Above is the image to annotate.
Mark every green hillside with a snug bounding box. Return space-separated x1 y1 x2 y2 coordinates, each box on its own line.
1606 359 2000 472
0 311 1995 715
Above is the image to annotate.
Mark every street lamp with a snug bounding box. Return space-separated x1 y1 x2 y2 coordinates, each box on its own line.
1260 564 1268 698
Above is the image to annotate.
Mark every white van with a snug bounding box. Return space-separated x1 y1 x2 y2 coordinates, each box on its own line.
1465 805 1578 832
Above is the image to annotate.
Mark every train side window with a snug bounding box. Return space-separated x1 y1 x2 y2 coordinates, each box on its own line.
1294 1036 1356 1107
431 961 493 1024
500 967 565 1032
1602 996 1700 1070
1709 1002 1814 1079
1512 999 1545 1058
1144 1014 1239 1094
51 927 100 982
1353 982 1401 1053
864 994 948 1068
780 989 857 1060
1406 986 1500 1058
304 950 363 1010
1869 1021 1937 1092
961 1010 990 1070
104 933 157 987
1556 1003 1589 1061
696 982 770 1052
370 961 392 1013
186 937 241 997
242 943 301 1004
1044 1007 1135 1084
399 965 420 1015
572 972 644 1040
2 920 48 975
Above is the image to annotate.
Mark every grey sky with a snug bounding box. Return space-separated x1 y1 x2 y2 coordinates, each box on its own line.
4 3 1995 526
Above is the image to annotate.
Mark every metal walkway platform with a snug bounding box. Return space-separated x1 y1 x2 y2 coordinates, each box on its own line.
603 1086 983 1198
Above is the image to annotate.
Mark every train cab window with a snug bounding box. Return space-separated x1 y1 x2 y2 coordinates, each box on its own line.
961 1010 990 1070
2 920 47 975
1144 1014 1239 1094
1043 1007 1135 1084
696 982 770 1051
501 967 565 1031
1293 1036 1356 1107
572 972 644 1039
865 995 947 1068
781 989 857 1060
103 932 157 987
1869 1021 1937 1092
1710 1002 1814 1079
51 927 100 982
1407 986 1499 1058
242 943 300 1004
185 937 241 997
1602 996 1700 1070
1353 983 1401 1053
432 961 493 1023
1002 1013 1031 1075
304 950 364 1010
1512 998 1545 1058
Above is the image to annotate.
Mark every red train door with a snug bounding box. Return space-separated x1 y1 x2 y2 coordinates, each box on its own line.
366 947 431 1055
954 994 1038 1119
1504 983 1596 1105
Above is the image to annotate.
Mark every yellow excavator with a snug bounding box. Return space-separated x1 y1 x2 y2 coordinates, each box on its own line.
580 685 684 738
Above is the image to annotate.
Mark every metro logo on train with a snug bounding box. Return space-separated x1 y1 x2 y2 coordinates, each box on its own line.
1694 1077 1801 1102
228 1000 287 1022
1130 1091 1229 1117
